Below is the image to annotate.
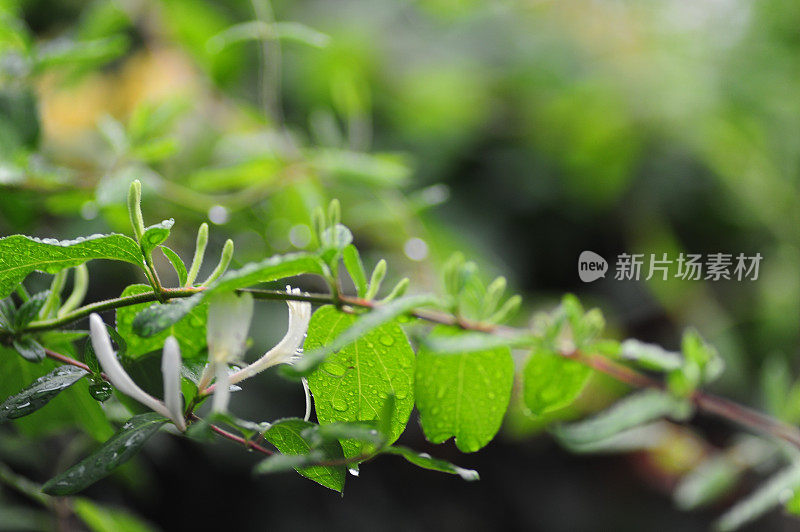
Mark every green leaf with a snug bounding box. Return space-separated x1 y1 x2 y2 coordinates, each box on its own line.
0 365 87 422
0 297 15 331
522 347 593 416
140 219 173 256
552 390 691 446
13 291 49 330
383 446 479 481
116 284 207 358
13 336 46 362
682 328 724 384
160 246 187 286
342 245 367 298
260 418 346 492
42 413 167 495
73 498 156 532
0 233 143 299
415 326 514 452
305 305 415 458
423 331 536 354
620 339 683 372
302 421 385 448
716 464 800 531
288 295 436 377
0 348 112 441
674 456 742 511
132 253 324 337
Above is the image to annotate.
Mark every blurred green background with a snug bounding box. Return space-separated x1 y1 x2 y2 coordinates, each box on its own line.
2 0 800 529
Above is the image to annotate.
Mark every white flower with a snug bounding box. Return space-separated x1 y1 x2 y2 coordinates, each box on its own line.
89 314 186 431
200 291 254 412
228 286 312 384
201 287 313 419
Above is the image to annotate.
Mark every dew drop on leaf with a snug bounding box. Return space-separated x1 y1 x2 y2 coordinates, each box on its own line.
379 335 395 346
332 396 349 412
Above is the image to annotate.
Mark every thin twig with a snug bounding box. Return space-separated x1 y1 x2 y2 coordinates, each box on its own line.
189 414 273 455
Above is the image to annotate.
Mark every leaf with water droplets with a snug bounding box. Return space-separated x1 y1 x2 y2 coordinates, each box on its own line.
260 418 346 492
42 413 167 495
522 347 593 416
306 305 415 458
132 253 324 337
383 446 479 481
0 365 87 422
288 295 435 377
140 219 173 256
0 233 144 299
116 284 207 358
415 326 514 453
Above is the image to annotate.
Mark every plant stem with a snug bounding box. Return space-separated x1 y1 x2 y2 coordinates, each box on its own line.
189 414 273 455
23 285 800 451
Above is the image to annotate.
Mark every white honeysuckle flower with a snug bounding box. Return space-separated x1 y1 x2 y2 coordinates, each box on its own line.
228 286 312 384
89 314 186 430
200 291 254 412
161 336 186 431
207 291 254 365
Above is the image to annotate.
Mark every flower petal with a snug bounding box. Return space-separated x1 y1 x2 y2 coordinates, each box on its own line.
89 314 173 420
162 336 186 431
228 286 312 384
207 292 254 364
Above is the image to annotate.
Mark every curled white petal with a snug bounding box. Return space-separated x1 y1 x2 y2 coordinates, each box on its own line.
228 286 312 385
211 362 231 413
207 291 254 364
89 314 173 421
302 377 311 422
162 336 186 431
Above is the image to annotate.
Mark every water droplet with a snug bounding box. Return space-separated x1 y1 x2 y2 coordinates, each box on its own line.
379 335 395 347
322 362 347 377
89 381 113 402
332 396 348 412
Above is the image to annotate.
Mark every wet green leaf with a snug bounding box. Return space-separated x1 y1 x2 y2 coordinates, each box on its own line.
132 253 324 337
0 233 143 299
415 326 514 452
383 446 479 481
305 306 415 458
522 347 592 416
0 365 87 422
260 418 346 492
42 413 167 495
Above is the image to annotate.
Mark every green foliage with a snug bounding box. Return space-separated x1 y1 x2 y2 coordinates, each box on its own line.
116 284 207 359
415 325 514 452
42 413 167 495
132 253 324 337
0 234 143 299
73 499 155 532
523 348 593 416
715 464 800 531
289 295 435 376
383 446 479 481
0 365 86 422
260 418 346 492
140 219 174 257
306 305 415 458
552 390 691 448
